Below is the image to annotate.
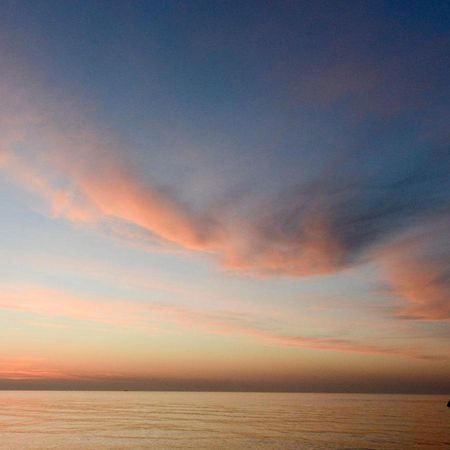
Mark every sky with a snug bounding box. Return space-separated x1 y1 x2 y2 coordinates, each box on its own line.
0 0 449 393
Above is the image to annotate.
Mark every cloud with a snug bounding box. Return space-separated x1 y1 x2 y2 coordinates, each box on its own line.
0 286 146 327
4 131 448 281
0 284 437 360
1 108 449 325
0 355 136 381
0 150 98 222
379 222 450 321
0 42 448 323
0 74 221 251
0 356 72 380
73 158 220 251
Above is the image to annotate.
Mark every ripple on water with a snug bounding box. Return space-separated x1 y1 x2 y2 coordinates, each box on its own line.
0 392 448 449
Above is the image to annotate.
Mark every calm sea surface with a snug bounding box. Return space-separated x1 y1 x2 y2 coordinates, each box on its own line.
0 391 448 449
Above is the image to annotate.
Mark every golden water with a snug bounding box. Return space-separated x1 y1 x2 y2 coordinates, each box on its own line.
0 391 448 449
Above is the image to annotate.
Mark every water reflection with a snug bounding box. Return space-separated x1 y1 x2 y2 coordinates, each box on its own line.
0 392 448 449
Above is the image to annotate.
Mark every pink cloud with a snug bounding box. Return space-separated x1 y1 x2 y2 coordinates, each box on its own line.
0 285 153 327
1 62 448 328
1 151 98 222
379 224 450 321
0 284 435 360
0 78 343 276
1 146 350 278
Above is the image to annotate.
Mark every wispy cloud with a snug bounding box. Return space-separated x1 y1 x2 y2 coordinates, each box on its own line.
379 222 450 321
0 356 72 380
0 44 449 324
0 284 437 360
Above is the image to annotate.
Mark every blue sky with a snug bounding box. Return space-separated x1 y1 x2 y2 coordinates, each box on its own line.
0 0 449 391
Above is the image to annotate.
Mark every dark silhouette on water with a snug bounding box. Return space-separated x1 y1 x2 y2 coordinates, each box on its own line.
447 400 450 408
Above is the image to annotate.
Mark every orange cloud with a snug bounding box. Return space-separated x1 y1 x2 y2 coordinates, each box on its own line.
0 356 72 380
0 355 140 381
0 149 9 167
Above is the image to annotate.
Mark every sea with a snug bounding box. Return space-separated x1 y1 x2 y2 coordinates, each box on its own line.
0 391 448 449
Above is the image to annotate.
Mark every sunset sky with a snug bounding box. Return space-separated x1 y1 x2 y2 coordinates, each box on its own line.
0 1 449 392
